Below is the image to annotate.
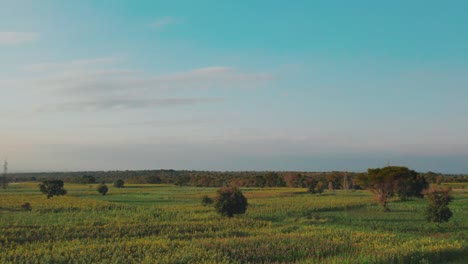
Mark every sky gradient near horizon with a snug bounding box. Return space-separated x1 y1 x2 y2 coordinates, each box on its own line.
1 0 468 173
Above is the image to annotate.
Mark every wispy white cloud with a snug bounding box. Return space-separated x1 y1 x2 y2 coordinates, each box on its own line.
89 119 212 128
20 59 272 96
0 32 38 45
156 66 273 83
35 97 224 112
22 57 120 71
150 17 180 30
3 57 272 114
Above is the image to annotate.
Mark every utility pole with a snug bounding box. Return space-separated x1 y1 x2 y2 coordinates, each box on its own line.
2 159 7 189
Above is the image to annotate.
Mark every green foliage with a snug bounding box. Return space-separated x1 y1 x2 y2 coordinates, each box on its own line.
113 179 124 188
215 187 248 217
263 172 286 187
424 186 453 224
39 180 67 199
357 166 426 211
145 175 162 184
395 171 428 200
308 180 325 194
201 195 213 206
97 184 108 196
81 175 96 184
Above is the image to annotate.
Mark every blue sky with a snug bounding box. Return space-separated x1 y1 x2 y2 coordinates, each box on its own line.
1 0 467 173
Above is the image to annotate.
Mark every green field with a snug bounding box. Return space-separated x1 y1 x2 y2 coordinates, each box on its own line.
1 183 466 263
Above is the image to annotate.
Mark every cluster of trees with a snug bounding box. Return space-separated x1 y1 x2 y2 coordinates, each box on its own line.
7 170 468 189
37 179 125 198
355 166 455 224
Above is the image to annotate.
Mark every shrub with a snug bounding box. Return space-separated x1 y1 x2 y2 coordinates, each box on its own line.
114 179 124 188
308 180 325 194
424 186 453 224
214 187 248 217
97 184 108 196
201 195 214 206
39 180 67 199
21 202 32 211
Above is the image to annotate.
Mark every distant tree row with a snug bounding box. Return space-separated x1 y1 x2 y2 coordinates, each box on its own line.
6 169 468 189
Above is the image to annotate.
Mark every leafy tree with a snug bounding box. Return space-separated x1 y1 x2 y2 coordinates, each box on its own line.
284 173 300 187
424 186 453 224
39 180 67 199
145 175 162 184
326 171 342 190
357 168 397 211
308 180 325 194
113 179 124 188
396 173 428 200
357 166 425 211
97 184 108 196
81 175 96 184
201 195 214 206
263 172 286 187
215 187 248 217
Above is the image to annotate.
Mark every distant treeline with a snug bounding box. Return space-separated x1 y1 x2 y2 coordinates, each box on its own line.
7 170 468 188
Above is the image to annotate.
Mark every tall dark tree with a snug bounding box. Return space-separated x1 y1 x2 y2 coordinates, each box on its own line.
39 180 67 198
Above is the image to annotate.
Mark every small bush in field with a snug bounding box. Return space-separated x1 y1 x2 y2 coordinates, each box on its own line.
201 195 213 206
114 179 124 188
97 184 108 196
308 180 325 194
215 186 247 217
21 202 32 211
424 186 453 224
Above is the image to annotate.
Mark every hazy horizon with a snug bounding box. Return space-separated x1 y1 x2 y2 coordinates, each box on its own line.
2 1 468 173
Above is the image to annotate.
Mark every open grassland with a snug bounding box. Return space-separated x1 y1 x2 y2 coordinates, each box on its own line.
0 183 466 263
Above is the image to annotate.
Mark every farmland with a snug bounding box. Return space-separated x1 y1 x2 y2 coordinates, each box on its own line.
0 183 466 263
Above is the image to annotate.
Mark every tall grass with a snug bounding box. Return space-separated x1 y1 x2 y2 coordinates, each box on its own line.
0 183 466 263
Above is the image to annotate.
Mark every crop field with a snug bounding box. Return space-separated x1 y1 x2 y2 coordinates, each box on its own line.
0 183 466 263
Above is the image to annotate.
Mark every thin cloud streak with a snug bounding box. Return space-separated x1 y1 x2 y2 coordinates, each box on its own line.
16 59 272 96
150 17 180 30
88 119 213 128
35 97 224 112
23 57 119 71
0 32 38 44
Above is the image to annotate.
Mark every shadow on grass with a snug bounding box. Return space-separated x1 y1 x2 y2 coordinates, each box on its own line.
389 248 467 264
